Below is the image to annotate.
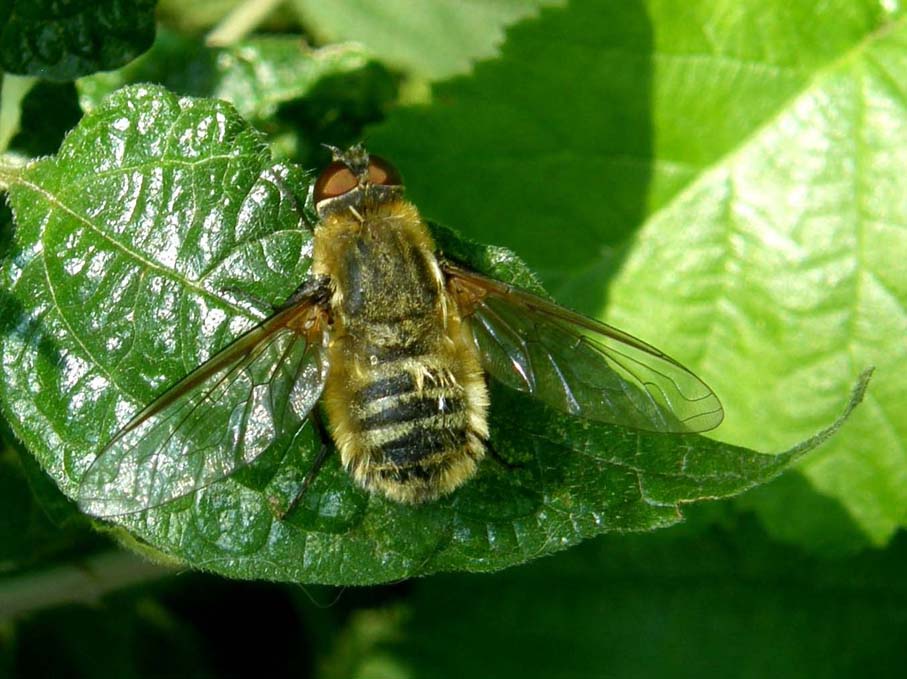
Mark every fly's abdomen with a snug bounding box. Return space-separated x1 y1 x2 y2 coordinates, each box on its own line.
324 319 489 504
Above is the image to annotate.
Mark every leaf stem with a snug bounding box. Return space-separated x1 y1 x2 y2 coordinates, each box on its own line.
206 0 285 47
0 550 174 621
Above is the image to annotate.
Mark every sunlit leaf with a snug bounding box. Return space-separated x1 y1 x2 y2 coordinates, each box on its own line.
0 85 867 584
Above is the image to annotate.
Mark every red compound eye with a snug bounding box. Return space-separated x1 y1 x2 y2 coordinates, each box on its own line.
366 155 402 187
314 161 358 203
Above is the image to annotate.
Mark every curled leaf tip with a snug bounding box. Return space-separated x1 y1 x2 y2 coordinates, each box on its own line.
785 368 874 464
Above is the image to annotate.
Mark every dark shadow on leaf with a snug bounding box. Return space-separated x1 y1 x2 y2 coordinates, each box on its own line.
0 445 107 570
0 288 63 373
0 208 66 420
82 29 219 104
0 200 11 261
12 441 86 528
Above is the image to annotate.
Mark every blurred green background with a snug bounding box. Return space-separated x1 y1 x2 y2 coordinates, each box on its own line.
1 0 906 676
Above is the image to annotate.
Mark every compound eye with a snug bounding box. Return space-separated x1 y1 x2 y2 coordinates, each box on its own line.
314 161 358 203
367 155 402 187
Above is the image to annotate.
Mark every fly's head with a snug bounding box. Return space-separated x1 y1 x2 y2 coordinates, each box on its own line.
313 143 404 220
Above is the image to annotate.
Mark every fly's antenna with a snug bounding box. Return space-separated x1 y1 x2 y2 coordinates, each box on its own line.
321 143 370 181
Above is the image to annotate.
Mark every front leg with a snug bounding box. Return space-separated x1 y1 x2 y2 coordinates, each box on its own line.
277 274 332 311
276 408 335 520
220 274 333 315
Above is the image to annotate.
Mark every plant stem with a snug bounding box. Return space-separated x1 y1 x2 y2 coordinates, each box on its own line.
206 0 285 47
0 550 175 621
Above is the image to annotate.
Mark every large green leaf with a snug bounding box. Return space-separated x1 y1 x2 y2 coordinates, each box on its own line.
0 85 865 584
0 0 157 81
370 0 906 553
290 0 563 80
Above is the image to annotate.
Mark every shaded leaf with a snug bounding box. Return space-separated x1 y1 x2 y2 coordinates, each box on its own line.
0 84 866 584
156 0 246 33
156 0 298 35
0 446 105 574
76 30 398 166
0 0 157 80
0 198 10 261
355 517 907 678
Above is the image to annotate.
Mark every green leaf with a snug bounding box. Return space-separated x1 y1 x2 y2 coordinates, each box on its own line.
77 31 373 123
0 85 866 584
290 0 563 80
349 516 907 678
370 0 906 553
0 0 157 81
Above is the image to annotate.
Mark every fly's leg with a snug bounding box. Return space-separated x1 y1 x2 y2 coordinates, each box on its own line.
277 408 334 520
277 275 332 311
220 275 332 315
485 439 523 471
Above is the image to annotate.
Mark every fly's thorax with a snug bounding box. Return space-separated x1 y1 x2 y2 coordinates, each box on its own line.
312 198 443 325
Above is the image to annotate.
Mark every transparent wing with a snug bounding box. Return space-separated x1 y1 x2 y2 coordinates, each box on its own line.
445 262 723 433
78 301 330 517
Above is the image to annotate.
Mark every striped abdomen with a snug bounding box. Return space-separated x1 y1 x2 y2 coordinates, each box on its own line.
323 316 489 504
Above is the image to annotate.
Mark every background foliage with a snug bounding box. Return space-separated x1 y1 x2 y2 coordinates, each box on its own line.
1 0 905 676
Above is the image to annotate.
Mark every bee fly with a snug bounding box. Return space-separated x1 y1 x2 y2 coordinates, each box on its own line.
77 144 724 517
